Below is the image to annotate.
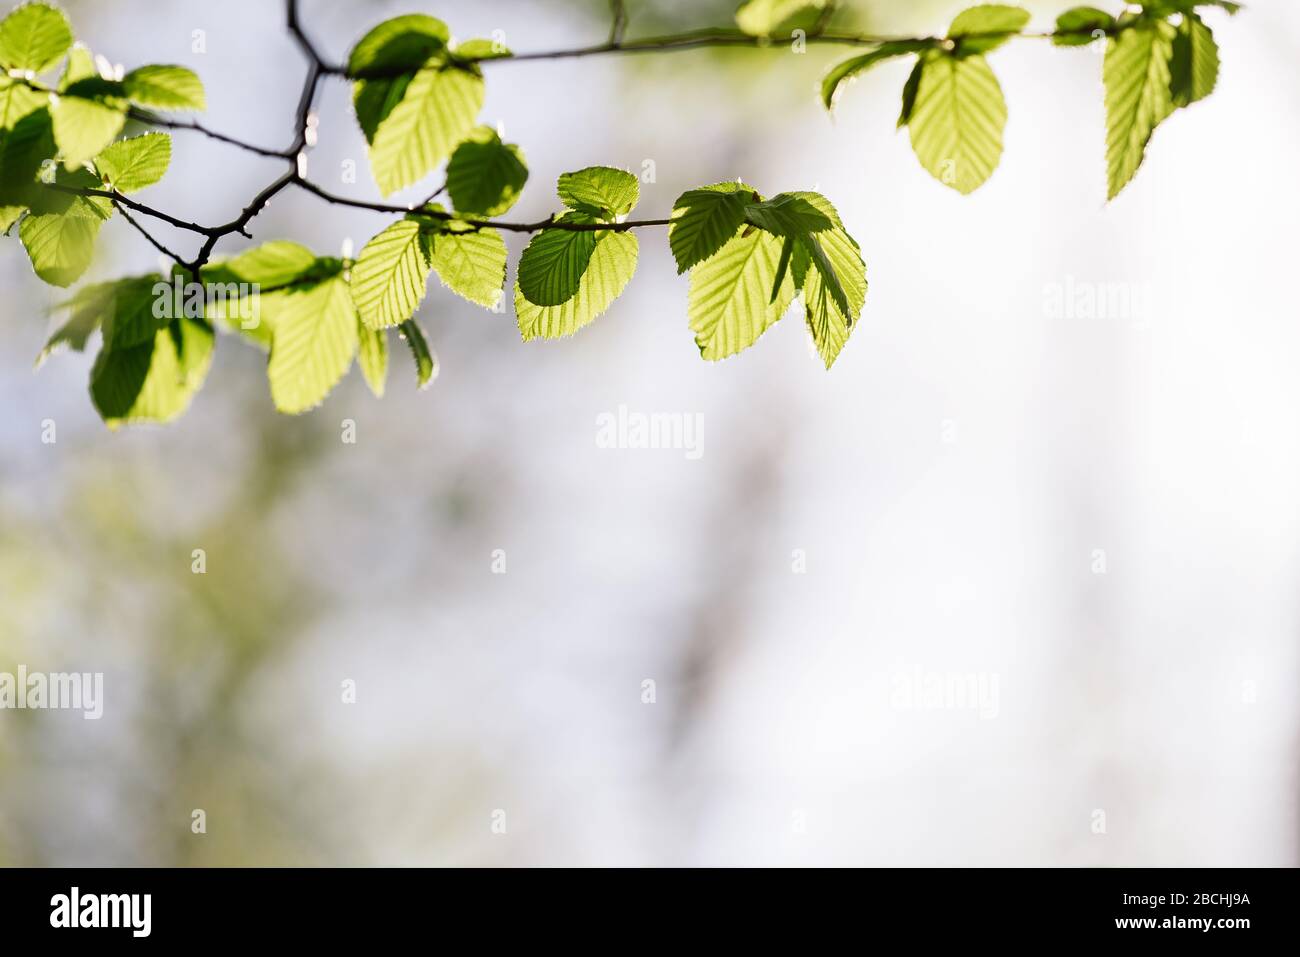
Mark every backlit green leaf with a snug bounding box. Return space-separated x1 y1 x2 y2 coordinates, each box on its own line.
365 64 483 195
1053 7 1114 46
59 43 95 89
1170 12 1218 108
424 225 508 308
351 218 431 329
348 15 448 78
397 319 437 388
122 65 206 112
821 41 933 111
222 240 318 287
735 0 831 37
19 203 108 286
0 75 47 131
742 193 834 237
37 278 122 367
688 223 795 360
516 231 637 341
897 57 924 128
94 132 170 193
948 5 1031 55
906 51 1008 194
357 320 388 397
452 38 513 62
516 221 598 307
90 317 214 427
669 185 750 274
1104 18 1175 199
100 273 171 349
792 192 866 368
445 126 527 216
51 78 127 168
267 274 360 414
556 166 639 218
0 2 72 73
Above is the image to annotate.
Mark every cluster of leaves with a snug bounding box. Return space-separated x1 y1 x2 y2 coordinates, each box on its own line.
820 0 1237 198
2 1 1236 428
0 2 201 279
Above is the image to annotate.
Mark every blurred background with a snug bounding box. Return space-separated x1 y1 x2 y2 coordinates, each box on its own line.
1 0 1297 866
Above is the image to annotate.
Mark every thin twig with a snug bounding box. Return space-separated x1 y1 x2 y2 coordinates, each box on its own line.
42 183 223 236
113 201 188 266
291 176 671 232
126 108 290 159
27 5 1127 269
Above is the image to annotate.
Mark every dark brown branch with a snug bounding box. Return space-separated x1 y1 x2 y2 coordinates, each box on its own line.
112 201 188 266
28 4 1127 272
42 183 227 237
290 176 671 232
126 108 291 159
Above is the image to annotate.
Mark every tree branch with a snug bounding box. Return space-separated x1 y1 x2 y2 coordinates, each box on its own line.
126 107 291 160
25 4 1125 272
112 201 189 267
290 176 671 232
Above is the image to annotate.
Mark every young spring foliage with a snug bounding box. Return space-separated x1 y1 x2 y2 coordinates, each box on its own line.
822 1 1236 198
1 1 1238 427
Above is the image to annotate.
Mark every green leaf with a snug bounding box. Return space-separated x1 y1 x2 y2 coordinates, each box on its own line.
0 107 55 208
59 43 95 89
351 218 431 329
516 221 598 307
424 225 508 308
516 231 637 341
792 193 867 368
222 240 318 286
37 278 119 367
1104 18 1176 199
669 185 750 273
347 15 448 78
0 75 47 130
0 2 72 73
897 57 924 128
19 204 106 286
735 0 831 37
742 192 834 237
948 5 1031 55
821 41 933 110
1 204 23 232
122 65 206 111
687 224 794 360
1169 12 1218 108
51 78 127 168
357 320 388 397
352 73 412 143
91 317 215 427
446 126 527 216
267 275 360 414
905 51 1008 194
1142 0 1240 15
1052 7 1115 45
397 319 437 388
100 274 171 349
94 132 170 193
365 63 483 195
203 282 278 349
556 166 640 219
452 38 513 62
32 164 113 217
